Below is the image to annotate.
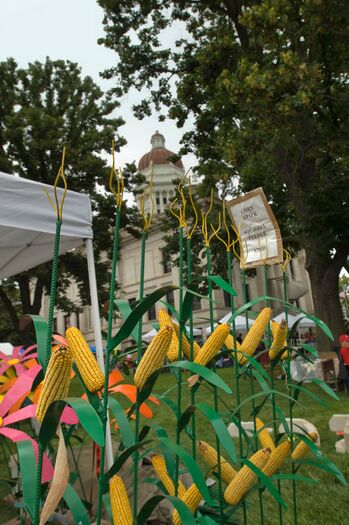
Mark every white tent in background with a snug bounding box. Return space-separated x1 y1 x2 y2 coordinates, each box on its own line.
205 314 253 335
272 312 298 327
293 313 316 328
272 312 316 329
0 171 112 467
143 325 201 343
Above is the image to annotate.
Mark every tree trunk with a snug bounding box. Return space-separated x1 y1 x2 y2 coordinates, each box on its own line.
305 251 345 353
0 286 20 332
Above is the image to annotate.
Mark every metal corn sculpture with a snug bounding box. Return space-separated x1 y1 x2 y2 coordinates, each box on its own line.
36 346 72 423
269 319 288 360
198 441 237 484
263 441 291 477
109 475 133 525
66 327 104 393
151 454 186 498
291 432 318 461
158 309 182 362
173 322 200 360
224 448 271 505
194 323 231 366
238 307 272 365
134 325 173 389
172 483 203 525
255 418 275 451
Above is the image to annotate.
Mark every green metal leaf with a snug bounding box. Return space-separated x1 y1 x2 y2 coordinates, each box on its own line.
39 400 65 447
208 276 237 297
108 396 134 448
102 493 112 523
66 398 104 446
16 440 36 518
168 362 232 394
23 314 48 372
196 402 237 464
295 458 347 485
180 286 198 328
108 285 177 351
310 378 339 400
299 342 319 357
289 384 327 407
72 364 101 412
116 299 140 343
63 484 90 525
137 495 165 524
178 405 196 433
159 437 214 505
166 495 198 524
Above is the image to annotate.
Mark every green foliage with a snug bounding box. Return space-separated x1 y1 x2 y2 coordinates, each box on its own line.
0 58 144 337
98 0 349 341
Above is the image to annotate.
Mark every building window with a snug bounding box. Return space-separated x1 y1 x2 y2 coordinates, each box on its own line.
156 196 160 205
147 301 157 321
162 253 171 274
223 290 231 308
64 315 70 330
163 196 167 204
192 296 201 310
166 290 175 309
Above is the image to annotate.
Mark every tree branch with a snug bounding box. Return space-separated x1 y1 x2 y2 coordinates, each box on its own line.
222 0 249 49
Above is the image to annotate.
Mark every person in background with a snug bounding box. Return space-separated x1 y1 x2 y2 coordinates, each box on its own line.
339 334 349 369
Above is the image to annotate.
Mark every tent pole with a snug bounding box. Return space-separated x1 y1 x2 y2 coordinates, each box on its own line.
85 238 113 469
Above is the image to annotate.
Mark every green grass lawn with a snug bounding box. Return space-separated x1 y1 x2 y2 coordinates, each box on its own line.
1 368 348 524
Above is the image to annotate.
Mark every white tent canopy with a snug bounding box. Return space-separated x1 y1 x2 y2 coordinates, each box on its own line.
143 325 201 343
272 312 315 328
0 171 113 466
205 314 253 335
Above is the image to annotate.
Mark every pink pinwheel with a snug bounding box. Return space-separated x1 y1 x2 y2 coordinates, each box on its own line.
0 364 78 483
0 344 38 379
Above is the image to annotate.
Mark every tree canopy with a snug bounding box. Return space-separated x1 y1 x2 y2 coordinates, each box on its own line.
98 0 349 345
0 57 142 341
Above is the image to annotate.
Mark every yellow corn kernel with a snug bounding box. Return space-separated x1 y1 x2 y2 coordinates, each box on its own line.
263 440 291 476
255 418 275 451
291 432 318 461
109 475 133 525
194 324 231 366
36 346 72 423
238 308 272 365
269 320 288 360
65 327 104 393
172 483 202 525
151 454 186 498
173 322 200 360
158 309 178 362
134 326 173 389
224 334 241 352
270 320 279 340
224 448 271 505
198 441 237 484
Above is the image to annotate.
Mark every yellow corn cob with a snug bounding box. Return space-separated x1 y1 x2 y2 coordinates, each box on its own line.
224 448 271 505
173 322 200 360
172 483 202 525
291 432 318 461
238 308 272 365
224 334 241 352
270 320 279 340
109 475 133 525
269 320 288 360
263 440 291 476
281 349 289 360
158 309 180 362
197 441 237 484
194 324 231 366
151 454 186 498
134 325 173 389
36 346 72 423
255 418 275 451
66 327 104 393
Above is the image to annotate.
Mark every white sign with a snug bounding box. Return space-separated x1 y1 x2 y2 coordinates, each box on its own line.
226 187 283 268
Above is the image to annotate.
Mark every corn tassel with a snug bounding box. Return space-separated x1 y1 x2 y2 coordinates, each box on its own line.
263 440 291 476
194 324 231 366
36 346 72 423
224 448 271 505
173 322 200 360
172 483 202 525
158 309 180 362
134 325 173 388
269 320 288 360
238 308 272 365
291 432 318 461
255 418 275 451
66 327 104 393
151 454 186 498
109 475 133 525
198 441 237 484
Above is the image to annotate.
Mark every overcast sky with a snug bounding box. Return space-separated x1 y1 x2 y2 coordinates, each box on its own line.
0 0 195 169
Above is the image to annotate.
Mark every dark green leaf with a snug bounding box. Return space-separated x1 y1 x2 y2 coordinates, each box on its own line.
16 440 36 518
178 405 196 433
116 299 140 343
311 378 339 400
208 276 237 296
196 402 237 463
39 400 65 447
137 495 165 524
66 398 104 446
63 484 90 525
23 314 48 372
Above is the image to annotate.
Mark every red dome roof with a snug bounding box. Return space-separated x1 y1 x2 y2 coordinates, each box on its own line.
138 132 184 171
